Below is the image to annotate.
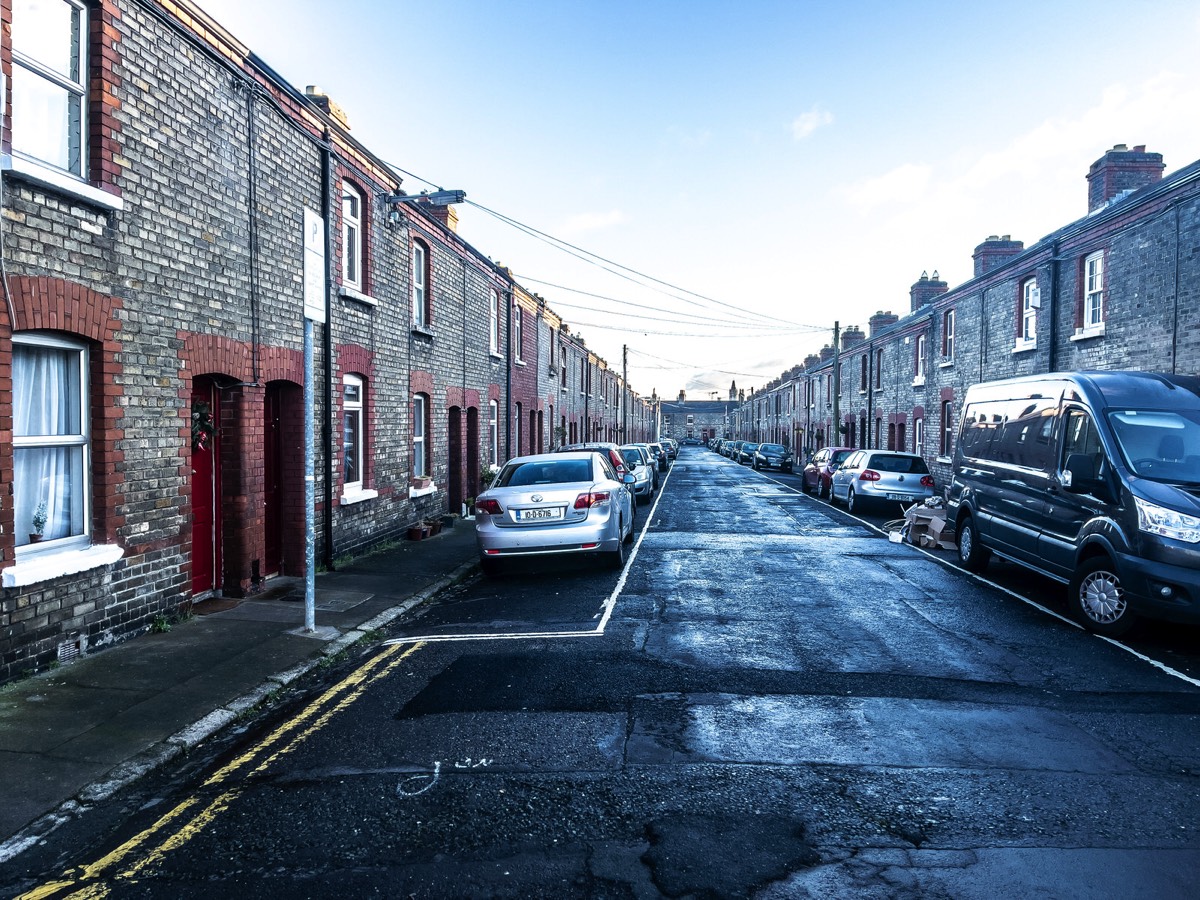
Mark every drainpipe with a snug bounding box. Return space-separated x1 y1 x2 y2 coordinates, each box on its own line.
505 287 513 459
1048 239 1060 373
320 132 335 570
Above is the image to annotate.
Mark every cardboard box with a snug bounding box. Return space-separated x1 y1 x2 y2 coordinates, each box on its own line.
927 516 956 550
904 505 946 545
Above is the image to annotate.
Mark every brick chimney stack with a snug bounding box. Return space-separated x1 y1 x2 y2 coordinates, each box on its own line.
910 271 948 312
1087 144 1164 212
841 326 865 350
869 310 899 336
804 353 822 369
305 86 350 130
422 202 459 233
819 345 835 363
972 235 1024 277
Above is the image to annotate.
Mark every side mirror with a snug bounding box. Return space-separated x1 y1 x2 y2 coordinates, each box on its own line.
623 473 636 486
1064 453 1112 499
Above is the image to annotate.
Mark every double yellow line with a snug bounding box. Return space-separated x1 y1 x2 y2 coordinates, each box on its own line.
20 641 425 899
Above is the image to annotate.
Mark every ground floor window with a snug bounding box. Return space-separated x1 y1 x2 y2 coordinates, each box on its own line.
343 374 364 489
412 393 428 477
13 333 90 548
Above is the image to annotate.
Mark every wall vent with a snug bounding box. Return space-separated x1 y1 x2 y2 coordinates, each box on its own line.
57 636 83 664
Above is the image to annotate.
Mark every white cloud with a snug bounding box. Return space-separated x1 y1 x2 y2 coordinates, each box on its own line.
560 209 628 234
842 162 933 210
791 106 833 141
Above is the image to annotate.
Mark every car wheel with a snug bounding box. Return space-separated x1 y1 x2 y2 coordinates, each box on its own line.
480 557 502 578
800 477 811 495
609 533 626 569
624 507 636 545
819 478 830 500
956 514 991 572
847 487 861 514
1069 556 1136 636
752 460 760 470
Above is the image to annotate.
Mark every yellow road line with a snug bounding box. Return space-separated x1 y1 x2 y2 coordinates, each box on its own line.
19 641 424 899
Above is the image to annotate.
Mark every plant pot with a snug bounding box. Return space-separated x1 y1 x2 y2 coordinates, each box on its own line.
407 526 425 541
28 533 42 544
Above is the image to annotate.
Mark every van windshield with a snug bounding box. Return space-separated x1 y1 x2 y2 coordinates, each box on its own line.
1107 409 1200 483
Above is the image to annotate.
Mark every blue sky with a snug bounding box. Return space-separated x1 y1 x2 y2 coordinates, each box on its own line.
196 0 1200 399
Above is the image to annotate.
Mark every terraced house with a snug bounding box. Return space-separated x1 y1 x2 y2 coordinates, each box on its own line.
738 144 1200 486
0 0 650 683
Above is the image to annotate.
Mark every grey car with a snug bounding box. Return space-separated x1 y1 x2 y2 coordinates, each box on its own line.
475 451 636 574
618 444 656 502
830 449 935 514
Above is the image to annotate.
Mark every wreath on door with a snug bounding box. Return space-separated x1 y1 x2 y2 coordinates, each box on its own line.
192 400 217 450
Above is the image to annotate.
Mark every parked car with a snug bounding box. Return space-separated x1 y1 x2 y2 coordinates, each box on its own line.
648 442 669 472
618 444 656 502
802 446 855 498
736 441 759 465
475 451 636 575
555 442 628 478
630 443 661 489
752 443 794 472
830 450 934 514
947 370 1200 637
660 439 678 460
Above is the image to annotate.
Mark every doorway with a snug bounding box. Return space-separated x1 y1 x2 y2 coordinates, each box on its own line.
191 378 222 596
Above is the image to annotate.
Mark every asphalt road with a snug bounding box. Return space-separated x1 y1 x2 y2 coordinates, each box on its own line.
7 447 1200 898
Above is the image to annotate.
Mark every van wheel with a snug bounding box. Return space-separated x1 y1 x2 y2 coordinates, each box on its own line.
1069 557 1136 637
957 515 991 572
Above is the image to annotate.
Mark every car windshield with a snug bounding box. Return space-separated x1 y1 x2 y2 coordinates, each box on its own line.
760 444 786 454
832 450 853 465
619 449 642 466
867 454 929 474
499 459 592 487
1107 408 1200 483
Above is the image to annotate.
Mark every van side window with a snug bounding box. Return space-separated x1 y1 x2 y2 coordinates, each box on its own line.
1062 409 1106 478
960 398 1056 470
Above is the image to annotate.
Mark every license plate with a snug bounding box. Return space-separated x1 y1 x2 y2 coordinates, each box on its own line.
518 507 562 521
885 493 912 501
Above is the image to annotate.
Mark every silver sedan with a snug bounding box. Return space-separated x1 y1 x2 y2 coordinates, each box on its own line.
475 452 636 574
830 449 935 515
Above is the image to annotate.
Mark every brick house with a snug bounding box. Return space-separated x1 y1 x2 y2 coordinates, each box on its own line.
0 0 648 683
741 145 1200 486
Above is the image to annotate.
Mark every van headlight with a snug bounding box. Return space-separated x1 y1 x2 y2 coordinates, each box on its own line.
1134 497 1200 543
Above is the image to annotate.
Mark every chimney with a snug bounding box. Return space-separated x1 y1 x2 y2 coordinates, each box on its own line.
678 389 686 402
804 353 822 369
729 381 737 400
305 86 350 130
841 325 865 351
869 310 899 336
819 345 835 363
910 270 948 312
1087 144 1164 212
972 235 1024 277
422 202 459 233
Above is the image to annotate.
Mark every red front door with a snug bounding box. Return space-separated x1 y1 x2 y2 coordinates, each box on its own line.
191 381 222 596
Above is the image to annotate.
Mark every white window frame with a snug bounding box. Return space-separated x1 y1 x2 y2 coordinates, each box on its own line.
12 332 91 554
342 374 365 493
913 416 923 455
1019 278 1038 348
914 334 927 384
942 309 956 362
513 302 523 361
411 241 428 327
341 182 363 291
940 399 954 459
489 290 500 354
412 393 427 478
1084 251 1104 329
12 0 88 178
488 400 499 466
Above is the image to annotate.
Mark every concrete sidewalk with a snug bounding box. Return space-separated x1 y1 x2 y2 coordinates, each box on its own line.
0 522 478 859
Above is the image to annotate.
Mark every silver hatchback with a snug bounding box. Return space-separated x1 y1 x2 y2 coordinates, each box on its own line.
475 452 636 574
830 450 935 514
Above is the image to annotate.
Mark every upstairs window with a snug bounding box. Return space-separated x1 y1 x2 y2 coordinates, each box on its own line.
489 290 501 353
915 334 927 380
12 0 88 177
874 349 883 389
1084 251 1105 328
859 355 868 391
1020 278 1039 344
13 333 90 550
942 309 956 361
411 241 429 327
513 303 524 361
341 182 363 290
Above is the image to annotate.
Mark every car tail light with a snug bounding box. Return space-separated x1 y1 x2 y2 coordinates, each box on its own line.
574 491 611 509
920 475 935 488
859 469 881 481
477 498 503 515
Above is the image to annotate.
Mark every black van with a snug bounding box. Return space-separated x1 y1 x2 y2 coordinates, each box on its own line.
946 371 1200 636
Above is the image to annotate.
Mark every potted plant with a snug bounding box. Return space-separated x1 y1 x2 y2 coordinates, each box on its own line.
30 501 48 543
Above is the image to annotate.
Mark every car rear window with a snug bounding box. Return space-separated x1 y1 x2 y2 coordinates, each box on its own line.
760 444 786 453
500 460 592 486
832 450 853 464
867 454 929 474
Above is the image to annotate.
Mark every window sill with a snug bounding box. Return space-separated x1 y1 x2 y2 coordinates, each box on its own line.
515 359 526 367
489 350 503 361
3 544 125 589
409 484 437 499
938 360 954 369
1071 324 1106 342
1012 339 1037 354
912 376 926 388
3 154 125 212
411 325 434 340
340 487 379 506
338 285 378 306
936 456 952 465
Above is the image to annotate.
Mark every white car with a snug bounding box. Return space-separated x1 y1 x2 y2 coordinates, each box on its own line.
618 445 656 502
475 452 636 575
